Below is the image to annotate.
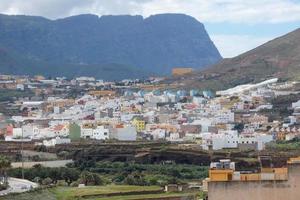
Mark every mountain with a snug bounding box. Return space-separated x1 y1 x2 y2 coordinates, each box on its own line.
169 28 300 90
0 13 221 80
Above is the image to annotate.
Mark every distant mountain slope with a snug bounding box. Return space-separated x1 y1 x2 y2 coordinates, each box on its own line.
0 13 221 80
0 47 149 80
170 28 300 90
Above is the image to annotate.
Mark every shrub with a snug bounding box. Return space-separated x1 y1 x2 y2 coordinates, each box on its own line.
70 181 79 187
42 177 52 185
79 171 104 186
56 180 68 186
33 177 42 184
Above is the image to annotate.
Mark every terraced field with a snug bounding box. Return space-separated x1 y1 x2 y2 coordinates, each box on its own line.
0 185 199 200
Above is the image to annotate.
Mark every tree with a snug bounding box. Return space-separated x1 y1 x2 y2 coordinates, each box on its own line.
124 173 147 186
234 123 244 133
80 171 103 186
0 156 11 189
61 168 80 185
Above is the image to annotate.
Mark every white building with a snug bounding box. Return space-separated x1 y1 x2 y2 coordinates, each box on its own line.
12 128 22 138
201 130 273 151
192 118 213 133
43 137 71 147
193 97 206 105
110 126 137 141
167 132 181 142
150 129 166 140
211 130 239 150
81 128 93 139
214 111 235 124
22 124 40 138
292 100 300 109
92 126 109 140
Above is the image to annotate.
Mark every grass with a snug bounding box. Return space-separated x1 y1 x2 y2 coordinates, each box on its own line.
53 185 162 200
0 188 56 200
94 192 197 200
0 185 199 200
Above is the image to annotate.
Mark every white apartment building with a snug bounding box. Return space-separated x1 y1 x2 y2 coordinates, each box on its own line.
81 128 93 139
214 111 235 124
201 131 273 151
92 126 109 140
150 129 166 140
43 137 71 147
167 132 181 142
110 126 137 141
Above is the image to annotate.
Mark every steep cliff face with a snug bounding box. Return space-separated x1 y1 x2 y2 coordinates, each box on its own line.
0 13 221 79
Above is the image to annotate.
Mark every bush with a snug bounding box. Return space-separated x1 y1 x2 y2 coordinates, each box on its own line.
112 174 126 183
33 177 42 184
57 151 69 159
79 171 104 186
42 177 53 185
32 155 41 162
34 145 48 152
56 180 68 186
70 181 79 187
124 173 148 186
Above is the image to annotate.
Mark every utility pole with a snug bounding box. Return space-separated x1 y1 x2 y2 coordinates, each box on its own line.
21 121 24 180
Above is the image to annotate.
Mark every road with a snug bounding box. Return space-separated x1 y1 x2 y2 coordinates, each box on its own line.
0 177 38 196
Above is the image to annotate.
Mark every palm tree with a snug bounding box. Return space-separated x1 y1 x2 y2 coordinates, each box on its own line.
0 156 11 189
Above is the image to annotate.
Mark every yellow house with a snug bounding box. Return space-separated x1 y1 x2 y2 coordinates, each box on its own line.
132 118 145 132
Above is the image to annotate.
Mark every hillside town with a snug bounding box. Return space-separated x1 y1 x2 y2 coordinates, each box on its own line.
0 1 299 199
1 74 300 153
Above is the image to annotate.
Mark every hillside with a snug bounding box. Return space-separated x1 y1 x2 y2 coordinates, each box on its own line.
0 13 221 80
169 28 300 90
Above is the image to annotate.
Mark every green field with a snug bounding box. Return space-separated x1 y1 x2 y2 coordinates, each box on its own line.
1 185 199 200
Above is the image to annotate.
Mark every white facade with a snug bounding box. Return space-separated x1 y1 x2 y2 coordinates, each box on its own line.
92 126 109 140
43 137 71 147
211 130 239 150
214 111 235 124
193 97 205 105
12 128 22 138
110 126 137 141
22 124 40 138
167 132 181 142
192 118 213 133
150 129 166 140
292 100 300 109
81 128 93 139
201 131 273 151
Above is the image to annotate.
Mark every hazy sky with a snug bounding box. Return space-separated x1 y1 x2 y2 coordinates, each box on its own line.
0 0 299 57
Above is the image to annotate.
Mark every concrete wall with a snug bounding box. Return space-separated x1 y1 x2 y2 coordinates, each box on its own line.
208 164 300 200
